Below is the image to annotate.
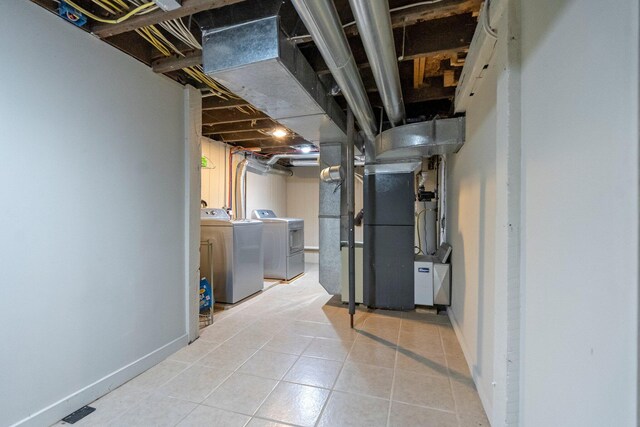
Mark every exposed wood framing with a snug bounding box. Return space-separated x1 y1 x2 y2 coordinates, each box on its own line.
152 52 202 73
203 109 267 125
202 119 276 134
291 0 481 43
216 131 273 142
414 57 427 89
202 96 251 110
301 13 477 75
152 13 476 79
92 0 246 38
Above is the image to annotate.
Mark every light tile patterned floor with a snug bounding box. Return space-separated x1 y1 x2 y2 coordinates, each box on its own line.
54 264 490 427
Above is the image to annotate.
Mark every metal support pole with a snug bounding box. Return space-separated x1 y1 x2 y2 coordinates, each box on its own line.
346 108 356 328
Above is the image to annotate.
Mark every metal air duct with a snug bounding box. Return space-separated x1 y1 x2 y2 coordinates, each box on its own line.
348 0 405 126
374 117 466 161
266 153 319 166
291 0 377 141
201 9 346 145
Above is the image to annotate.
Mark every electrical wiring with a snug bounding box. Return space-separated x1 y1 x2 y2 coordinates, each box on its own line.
111 0 130 9
126 7 249 107
481 0 498 39
100 0 124 12
91 0 118 15
416 208 426 255
63 0 157 24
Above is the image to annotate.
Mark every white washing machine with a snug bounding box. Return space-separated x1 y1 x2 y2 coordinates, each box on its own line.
200 208 264 303
252 209 304 280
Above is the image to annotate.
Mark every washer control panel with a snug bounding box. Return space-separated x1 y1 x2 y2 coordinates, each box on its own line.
201 208 230 220
253 209 277 219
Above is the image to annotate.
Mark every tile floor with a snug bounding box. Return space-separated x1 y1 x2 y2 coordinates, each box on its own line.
55 264 490 427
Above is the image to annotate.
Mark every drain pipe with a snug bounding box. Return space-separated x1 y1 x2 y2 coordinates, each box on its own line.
291 0 377 141
348 0 405 126
345 108 356 329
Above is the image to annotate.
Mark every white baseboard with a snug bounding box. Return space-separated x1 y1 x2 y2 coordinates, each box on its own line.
11 334 188 427
447 308 494 426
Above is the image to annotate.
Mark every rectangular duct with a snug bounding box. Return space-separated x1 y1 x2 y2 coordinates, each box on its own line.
202 16 347 145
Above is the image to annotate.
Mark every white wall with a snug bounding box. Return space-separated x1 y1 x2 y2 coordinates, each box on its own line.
519 1 638 425
200 138 287 218
201 137 230 210
446 41 498 415
286 166 363 263
448 1 639 425
0 3 188 426
246 171 287 219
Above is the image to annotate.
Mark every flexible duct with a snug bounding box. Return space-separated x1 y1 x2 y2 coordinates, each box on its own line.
348 0 405 126
234 159 248 220
291 0 377 141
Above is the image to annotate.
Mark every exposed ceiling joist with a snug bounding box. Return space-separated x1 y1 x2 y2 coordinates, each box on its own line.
150 13 475 79
202 96 251 110
203 109 267 125
152 51 202 73
347 0 480 37
288 0 483 43
302 13 476 75
203 119 276 134
92 0 246 38
213 131 274 142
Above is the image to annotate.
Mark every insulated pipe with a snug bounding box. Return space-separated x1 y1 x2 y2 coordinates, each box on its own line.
348 0 405 126
291 0 377 141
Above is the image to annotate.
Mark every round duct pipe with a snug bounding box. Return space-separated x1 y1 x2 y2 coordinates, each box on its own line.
320 165 344 183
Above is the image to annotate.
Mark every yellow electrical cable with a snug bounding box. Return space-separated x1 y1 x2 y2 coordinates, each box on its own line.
135 27 171 56
91 0 117 15
64 0 157 24
112 0 130 10
100 0 124 13
134 23 245 105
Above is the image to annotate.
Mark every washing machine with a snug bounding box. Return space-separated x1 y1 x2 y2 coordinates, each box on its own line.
252 209 304 280
200 208 264 303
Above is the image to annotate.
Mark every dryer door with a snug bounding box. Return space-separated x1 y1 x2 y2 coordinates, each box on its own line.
288 225 304 255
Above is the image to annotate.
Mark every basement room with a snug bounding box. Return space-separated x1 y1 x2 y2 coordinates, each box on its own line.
1 1 638 426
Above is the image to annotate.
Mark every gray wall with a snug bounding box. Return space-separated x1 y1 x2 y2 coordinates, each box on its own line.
0 3 188 426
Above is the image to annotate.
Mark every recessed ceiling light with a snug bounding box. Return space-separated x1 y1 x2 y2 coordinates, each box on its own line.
272 128 288 138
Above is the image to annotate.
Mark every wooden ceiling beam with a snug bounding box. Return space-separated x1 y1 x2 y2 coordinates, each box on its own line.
152 52 202 73
301 13 476 75
212 131 273 142
202 96 251 110
203 119 276 134
92 0 246 38
202 108 268 125
149 12 475 78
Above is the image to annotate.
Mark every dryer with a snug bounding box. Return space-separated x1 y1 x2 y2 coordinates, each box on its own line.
200 208 264 303
252 209 304 280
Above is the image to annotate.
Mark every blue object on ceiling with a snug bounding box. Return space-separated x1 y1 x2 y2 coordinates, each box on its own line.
59 2 87 27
